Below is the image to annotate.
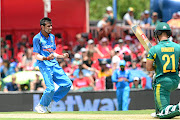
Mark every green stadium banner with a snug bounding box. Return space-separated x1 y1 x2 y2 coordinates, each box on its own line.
3 71 44 84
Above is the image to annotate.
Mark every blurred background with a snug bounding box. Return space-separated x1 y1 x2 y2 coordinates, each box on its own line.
0 0 180 112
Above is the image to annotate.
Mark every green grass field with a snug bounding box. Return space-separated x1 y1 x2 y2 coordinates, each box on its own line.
0 110 179 120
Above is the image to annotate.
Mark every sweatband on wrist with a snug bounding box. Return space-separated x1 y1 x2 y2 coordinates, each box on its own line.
43 57 47 60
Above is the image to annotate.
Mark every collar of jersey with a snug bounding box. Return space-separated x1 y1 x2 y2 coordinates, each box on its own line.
159 39 169 43
40 31 49 40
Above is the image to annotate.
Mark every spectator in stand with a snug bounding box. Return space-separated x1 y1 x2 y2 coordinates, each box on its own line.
1 37 11 60
86 39 104 59
114 39 131 62
73 38 86 53
167 12 180 27
73 70 94 91
16 44 26 70
143 10 151 27
73 52 97 84
97 14 108 31
82 51 98 74
112 60 132 111
111 34 119 48
8 60 18 75
21 48 36 71
136 12 145 26
97 37 112 59
123 7 135 26
115 39 131 55
106 6 116 32
151 12 160 26
57 58 73 80
17 34 28 50
30 72 46 92
1 48 8 60
124 35 135 51
98 26 108 41
98 60 113 89
111 47 121 72
128 61 152 89
131 77 142 89
72 53 82 67
0 60 11 78
141 57 148 74
80 48 88 61
73 64 91 79
3 74 21 92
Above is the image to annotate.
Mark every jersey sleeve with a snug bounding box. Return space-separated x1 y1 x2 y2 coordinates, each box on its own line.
33 37 40 53
52 35 56 50
111 70 118 82
147 47 155 61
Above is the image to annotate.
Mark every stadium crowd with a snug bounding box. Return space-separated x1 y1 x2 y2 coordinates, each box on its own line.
1 7 180 92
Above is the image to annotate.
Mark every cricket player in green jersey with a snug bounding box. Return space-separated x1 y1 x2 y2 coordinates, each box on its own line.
146 22 180 119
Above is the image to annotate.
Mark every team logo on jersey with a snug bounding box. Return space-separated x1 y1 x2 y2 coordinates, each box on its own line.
43 48 53 53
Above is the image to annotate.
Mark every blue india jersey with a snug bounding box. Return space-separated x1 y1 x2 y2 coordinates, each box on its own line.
112 69 132 88
33 31 58 67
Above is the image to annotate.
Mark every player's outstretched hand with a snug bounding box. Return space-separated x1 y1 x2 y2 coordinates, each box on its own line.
48 53 55 60
63 53 69 58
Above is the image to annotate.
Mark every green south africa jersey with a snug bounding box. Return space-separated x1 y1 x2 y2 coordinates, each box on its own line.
147 39 180 78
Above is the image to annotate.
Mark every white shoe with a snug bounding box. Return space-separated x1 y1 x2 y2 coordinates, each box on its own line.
46 102 53 113
35 104 47 113
151 112 158 118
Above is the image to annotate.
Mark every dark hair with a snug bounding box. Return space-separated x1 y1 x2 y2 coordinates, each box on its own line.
79 70 84 76
154 30 171 37
40 17 52 26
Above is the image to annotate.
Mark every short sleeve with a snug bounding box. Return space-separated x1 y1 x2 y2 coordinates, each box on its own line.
97 21 102 28
147 47 155 61
124 13 131 21
33 37 40 53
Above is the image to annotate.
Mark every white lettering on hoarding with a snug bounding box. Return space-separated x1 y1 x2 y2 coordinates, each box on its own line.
33 94 118 111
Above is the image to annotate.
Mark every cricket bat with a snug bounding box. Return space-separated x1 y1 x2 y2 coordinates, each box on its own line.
131 25 152 52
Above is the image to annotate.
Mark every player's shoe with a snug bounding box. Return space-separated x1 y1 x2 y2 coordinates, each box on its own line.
151 112 158 118
35 104 47 113
46 102 53 113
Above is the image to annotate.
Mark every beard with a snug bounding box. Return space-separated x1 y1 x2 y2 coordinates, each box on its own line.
121 68 125 71
45 29 50 34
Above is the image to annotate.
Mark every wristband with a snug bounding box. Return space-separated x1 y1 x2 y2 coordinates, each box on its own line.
43 57 50 60
47 57 50 60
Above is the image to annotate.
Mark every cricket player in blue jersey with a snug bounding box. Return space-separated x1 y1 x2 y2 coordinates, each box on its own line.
112 60 133 111
33 17 72 113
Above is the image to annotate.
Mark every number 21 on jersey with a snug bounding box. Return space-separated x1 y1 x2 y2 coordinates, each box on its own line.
162 54 176 73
